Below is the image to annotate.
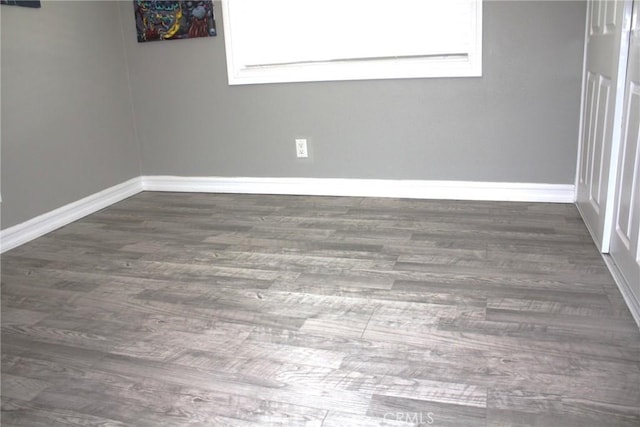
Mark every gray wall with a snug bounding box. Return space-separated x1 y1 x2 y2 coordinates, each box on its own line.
1 1 140 229
121 0 586 183
1 1 586 229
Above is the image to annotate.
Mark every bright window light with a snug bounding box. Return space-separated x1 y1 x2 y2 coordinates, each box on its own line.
222 0 483 85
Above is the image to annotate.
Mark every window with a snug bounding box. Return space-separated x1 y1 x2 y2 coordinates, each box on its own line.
221 0 483 85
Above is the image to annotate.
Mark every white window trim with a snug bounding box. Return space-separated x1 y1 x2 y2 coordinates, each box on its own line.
221 0 483 85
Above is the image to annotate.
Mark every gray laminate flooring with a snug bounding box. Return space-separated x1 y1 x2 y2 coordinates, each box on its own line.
2 192 640 426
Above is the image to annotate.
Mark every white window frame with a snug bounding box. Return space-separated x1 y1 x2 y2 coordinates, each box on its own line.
221 0 483 85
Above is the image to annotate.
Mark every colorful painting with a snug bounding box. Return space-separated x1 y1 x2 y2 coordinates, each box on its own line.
0 1 41 7
134 1 216 43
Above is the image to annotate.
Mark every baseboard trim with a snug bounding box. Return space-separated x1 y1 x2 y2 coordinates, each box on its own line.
1 176 575 253
0 177 143 254
602 255 640 329
142 176 575 203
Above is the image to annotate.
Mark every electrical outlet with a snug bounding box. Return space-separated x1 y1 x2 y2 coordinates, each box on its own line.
295 139 308 158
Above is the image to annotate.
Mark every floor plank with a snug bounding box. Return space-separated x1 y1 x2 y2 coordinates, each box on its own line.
2 192 639 426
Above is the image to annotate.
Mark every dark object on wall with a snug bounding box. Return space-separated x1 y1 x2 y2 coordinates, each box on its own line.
0 1 41 7
134 1 216 43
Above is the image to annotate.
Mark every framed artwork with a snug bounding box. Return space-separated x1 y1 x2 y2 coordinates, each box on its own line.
134 1 216 43
0 1 41 7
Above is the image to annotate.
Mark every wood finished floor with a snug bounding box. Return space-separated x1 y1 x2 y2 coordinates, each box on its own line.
2 192 640 426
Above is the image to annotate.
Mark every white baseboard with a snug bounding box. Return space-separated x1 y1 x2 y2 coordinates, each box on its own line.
1 175 575 253
0 177 143 254
141 176 575 203
602 255 640 329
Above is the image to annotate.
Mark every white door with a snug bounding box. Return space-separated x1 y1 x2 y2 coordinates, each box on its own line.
576 0 632 251
610 0 640 303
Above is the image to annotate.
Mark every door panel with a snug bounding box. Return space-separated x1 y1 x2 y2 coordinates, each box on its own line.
576 0 630 250
588 76 612 215
580 73 597 189
605 0 619 31
611 0 640 301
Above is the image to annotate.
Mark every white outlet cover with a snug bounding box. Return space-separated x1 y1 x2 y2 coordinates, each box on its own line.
295 139 308 158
